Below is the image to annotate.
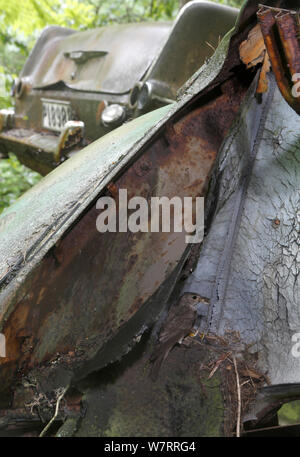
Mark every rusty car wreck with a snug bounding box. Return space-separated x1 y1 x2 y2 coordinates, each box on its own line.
0 1 238 175
0 0 300 437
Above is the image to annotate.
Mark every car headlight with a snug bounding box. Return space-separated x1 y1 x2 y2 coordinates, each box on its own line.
12 77 31 99
129 82 152 110
101 104 126 128
137 82 152 110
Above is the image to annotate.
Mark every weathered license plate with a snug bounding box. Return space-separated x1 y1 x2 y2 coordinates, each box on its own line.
42 99 72 132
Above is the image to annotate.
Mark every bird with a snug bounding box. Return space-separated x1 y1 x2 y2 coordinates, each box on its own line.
150 294 200 380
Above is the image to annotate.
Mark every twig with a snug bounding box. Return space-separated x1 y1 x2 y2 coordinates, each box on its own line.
39 387 68 437
205 41 216 52
233 357 241 437
208 351 231 379
240 379 250 387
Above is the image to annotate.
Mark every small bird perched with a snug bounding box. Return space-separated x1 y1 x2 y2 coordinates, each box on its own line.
150 294 201 380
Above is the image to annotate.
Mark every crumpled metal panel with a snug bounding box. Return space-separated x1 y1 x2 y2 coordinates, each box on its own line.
0 105 172 286
0 0 257 313
0 0 255 404
0 0 299 435
183 73 300 386
0 67 247 398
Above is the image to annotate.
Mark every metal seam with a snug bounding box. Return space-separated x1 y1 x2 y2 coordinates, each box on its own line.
208 74 276 334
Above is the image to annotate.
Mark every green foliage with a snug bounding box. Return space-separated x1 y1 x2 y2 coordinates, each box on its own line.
278 400 300 426
0 70 12 109
0 0 244 108
0 154 41 214
218 0 244 7
85 0 180 27
0 0 95 36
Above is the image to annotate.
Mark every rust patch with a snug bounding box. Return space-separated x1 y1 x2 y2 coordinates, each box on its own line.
0 53 253 406
133 156 152 177
257 5 300 114
239 23 271 94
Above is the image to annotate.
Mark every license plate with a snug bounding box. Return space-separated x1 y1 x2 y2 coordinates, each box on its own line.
42 99 73 132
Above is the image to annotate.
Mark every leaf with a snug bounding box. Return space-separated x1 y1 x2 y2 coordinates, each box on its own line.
239 24 266 68
239 23 271 94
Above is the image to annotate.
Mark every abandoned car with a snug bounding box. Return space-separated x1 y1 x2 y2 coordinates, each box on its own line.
0 1 238 174
0 0 300 438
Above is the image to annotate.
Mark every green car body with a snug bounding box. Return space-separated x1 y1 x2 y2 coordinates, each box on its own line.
0 1 237 174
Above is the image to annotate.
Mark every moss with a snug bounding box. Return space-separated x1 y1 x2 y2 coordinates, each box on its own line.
75 343 224 437
278 400 300 426
56 417 79 437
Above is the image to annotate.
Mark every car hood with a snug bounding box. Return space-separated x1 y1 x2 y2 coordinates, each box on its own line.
20 22 172 94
